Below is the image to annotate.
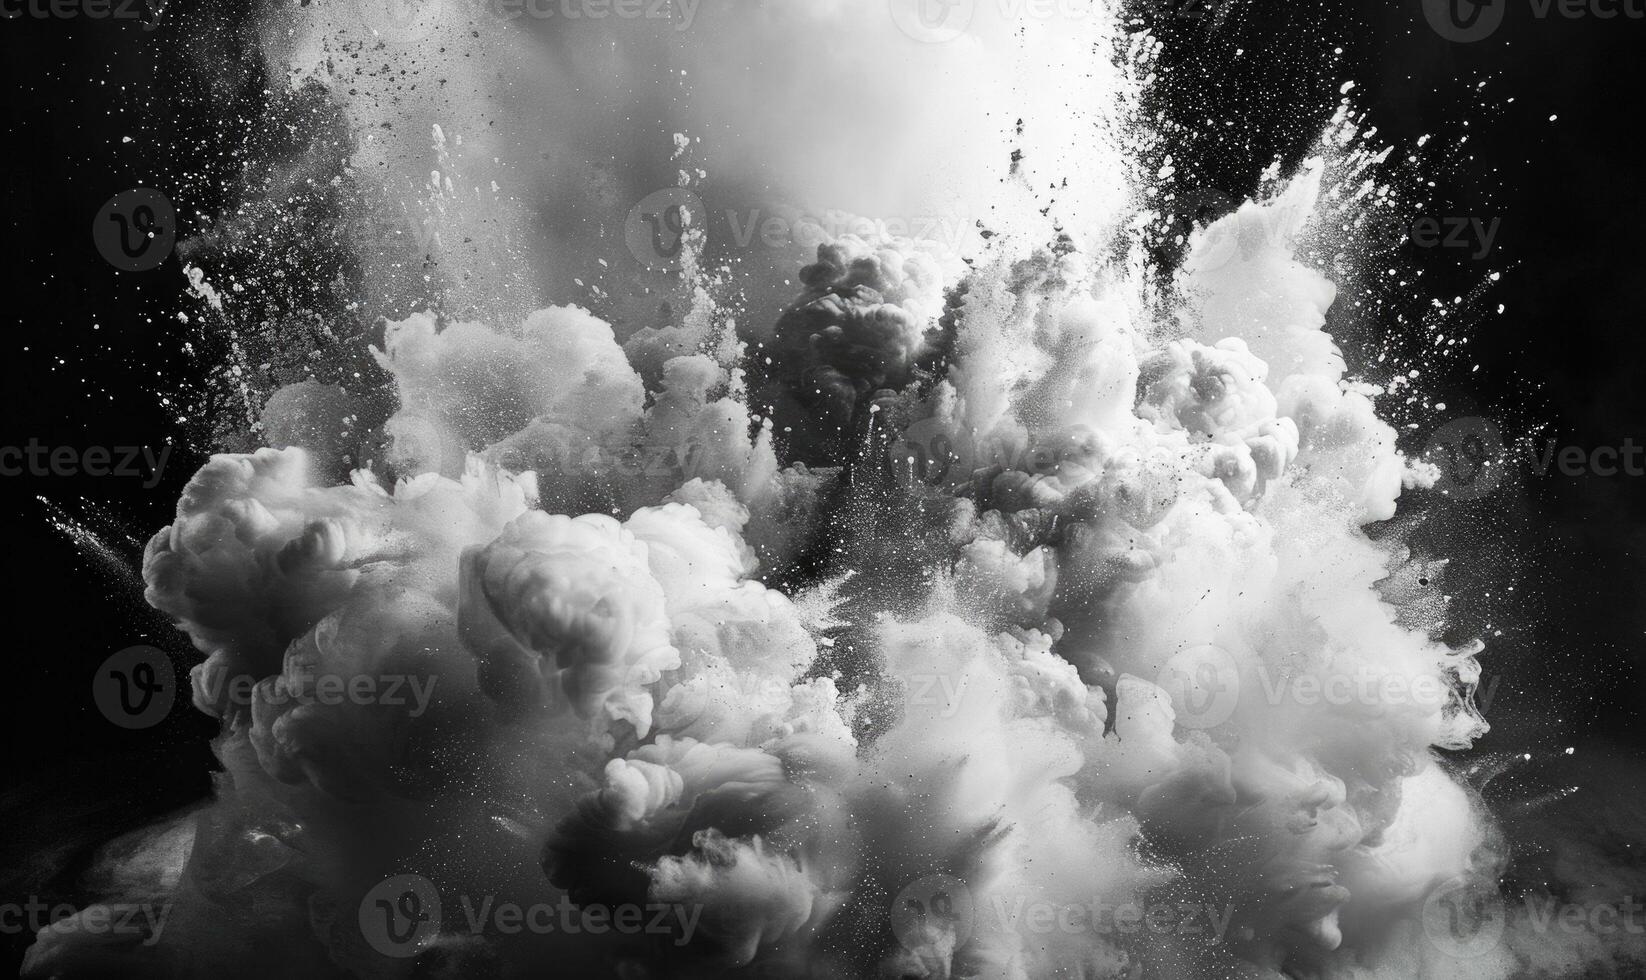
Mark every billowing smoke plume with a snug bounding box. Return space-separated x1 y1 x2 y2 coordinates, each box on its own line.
24 2 1593 979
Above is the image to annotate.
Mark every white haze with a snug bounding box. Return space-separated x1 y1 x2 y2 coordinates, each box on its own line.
257 0 1135 325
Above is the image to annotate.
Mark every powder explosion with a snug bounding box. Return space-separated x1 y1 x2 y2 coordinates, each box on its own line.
18 1 1573 977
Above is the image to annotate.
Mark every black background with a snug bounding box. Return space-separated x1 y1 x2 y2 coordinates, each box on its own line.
3 0 1645 974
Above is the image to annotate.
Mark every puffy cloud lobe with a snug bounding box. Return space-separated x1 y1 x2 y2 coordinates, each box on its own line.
1179 162 1346 384
248 586 457 800
759 237 951 463
461 511 678 735
844 615 1148 978
146 450 539 776
640 354 780 503
144 449 382 719
376 300 794 540
834 165 1493 977
1278 375 1405 523
1138 337 1279 439
373 306 645 480
954 539 1059 627
542 732 843 921
649 830 825 966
